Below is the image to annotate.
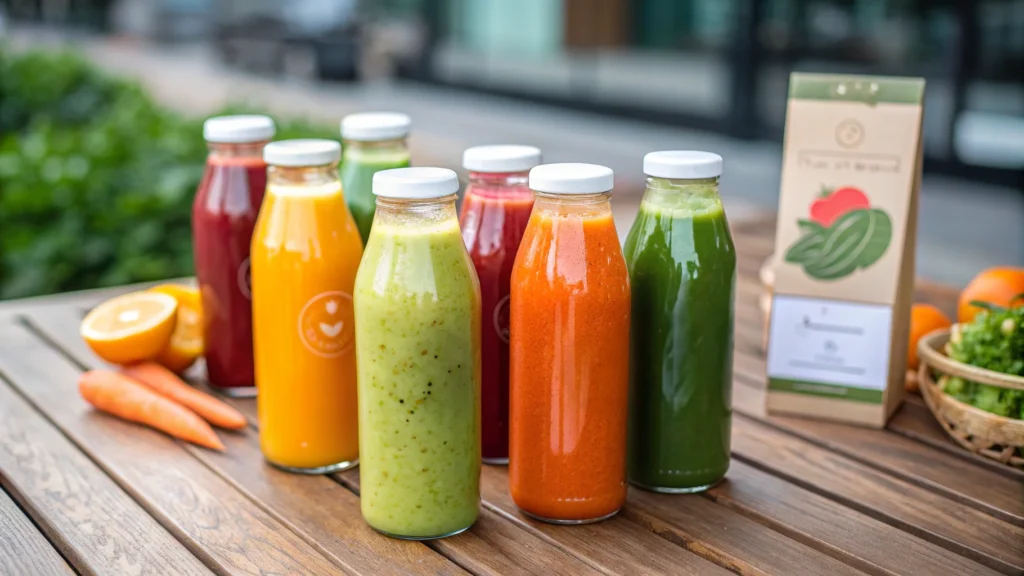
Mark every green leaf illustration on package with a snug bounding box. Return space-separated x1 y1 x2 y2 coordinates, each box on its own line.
784 186 892 281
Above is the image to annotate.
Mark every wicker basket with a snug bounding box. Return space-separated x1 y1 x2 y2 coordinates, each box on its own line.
917 329 1024 467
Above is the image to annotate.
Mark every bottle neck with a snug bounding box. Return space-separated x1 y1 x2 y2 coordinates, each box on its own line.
532 191 613 218
206 141 267 161
373 194 460 228
642 176 722 213
343 138 409 157
268 163 340 188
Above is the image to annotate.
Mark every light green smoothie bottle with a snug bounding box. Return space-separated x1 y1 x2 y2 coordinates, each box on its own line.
340 112 412 244
354 167 482 540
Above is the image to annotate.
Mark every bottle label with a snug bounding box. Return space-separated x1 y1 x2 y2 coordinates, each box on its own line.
493 293 511 344
298 291 355 358
237 257 252 300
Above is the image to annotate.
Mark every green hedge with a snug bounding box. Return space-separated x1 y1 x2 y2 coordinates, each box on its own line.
0 47 335 299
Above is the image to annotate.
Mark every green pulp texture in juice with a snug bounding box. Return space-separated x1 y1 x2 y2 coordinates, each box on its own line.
624 178 736 491
354 219 481 538
342 149 410 243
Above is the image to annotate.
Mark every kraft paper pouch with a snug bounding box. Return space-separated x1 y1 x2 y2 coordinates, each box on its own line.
765 73 925 428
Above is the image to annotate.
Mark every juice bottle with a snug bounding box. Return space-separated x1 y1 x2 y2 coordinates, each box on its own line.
355 167 481 539
340 112 411 243
459 145 540 464
251 139 362 473
624 151 735 492
192 115 274 395
509 163 631 524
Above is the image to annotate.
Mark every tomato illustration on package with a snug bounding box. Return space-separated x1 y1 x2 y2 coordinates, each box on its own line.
784 185 892 281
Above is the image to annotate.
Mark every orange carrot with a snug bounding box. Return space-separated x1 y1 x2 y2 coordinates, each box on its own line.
79 370 224 451
121 362 247 430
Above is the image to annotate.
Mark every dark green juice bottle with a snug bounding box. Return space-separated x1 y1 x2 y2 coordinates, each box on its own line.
624 151 735 493
340 113 412 243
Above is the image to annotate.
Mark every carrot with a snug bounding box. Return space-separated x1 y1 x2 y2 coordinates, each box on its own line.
121 362 247 430
79 370 224 451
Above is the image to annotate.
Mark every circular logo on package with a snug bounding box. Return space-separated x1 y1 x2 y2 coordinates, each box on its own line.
298 291 355 358
493 294 511 344
237 257 252 300
835 119 865 149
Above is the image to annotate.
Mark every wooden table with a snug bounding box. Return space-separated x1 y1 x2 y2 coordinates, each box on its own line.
1 216 1021 576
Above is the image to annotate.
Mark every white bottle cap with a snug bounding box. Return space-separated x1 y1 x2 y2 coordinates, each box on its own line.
203 115 276 143
263 139 341 166
643 150 723 179
340 112 412 141
373 167 460 199
463 145 542 173
529 163 614 194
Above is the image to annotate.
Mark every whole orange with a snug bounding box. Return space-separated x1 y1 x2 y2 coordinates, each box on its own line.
957 267 1024 324
908 303 951 371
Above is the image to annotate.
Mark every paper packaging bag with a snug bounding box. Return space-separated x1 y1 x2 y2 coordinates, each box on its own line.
765 73 925 428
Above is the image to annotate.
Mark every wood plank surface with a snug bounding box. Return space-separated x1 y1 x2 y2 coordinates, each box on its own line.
732 416 1024 574
29 304 655 576
0 317 345 576
0 488 75 576
705 460 1000 576
0 370 210 576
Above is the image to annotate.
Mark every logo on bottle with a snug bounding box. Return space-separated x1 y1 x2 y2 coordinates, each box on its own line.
493 294 511 344
298 291 355 357
237 257 252 300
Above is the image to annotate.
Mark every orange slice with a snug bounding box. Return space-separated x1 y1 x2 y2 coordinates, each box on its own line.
81 291 178 365
150 284 204 373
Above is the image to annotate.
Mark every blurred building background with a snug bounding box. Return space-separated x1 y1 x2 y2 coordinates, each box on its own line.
0 0 1022 289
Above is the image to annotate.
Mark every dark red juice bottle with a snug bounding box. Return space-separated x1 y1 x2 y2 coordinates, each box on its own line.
192 115 275 396
459 145 541 464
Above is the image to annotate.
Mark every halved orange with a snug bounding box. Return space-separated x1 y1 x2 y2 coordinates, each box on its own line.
150 284 204 373
81 291 178 364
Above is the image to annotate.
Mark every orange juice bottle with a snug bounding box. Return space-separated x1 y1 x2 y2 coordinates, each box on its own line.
251 139 363 473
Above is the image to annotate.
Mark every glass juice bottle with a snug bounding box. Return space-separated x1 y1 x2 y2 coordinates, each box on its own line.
193 115 274 396
340 112 412 243
354 167 481 540
509 163 631 524
251 139 362 473
624 151 735 492
459 145 540 464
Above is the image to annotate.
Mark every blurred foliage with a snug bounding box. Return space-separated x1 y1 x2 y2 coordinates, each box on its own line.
0 47 336 299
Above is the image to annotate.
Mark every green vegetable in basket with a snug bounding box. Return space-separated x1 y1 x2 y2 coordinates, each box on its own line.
947 299 1024 419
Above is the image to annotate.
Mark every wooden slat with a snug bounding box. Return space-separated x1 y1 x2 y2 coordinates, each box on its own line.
0 367 210 575
338 466 733 576
38 303 607 576
706 460 1001 576
623 489 865 576
0 316 345 575
732 416 1024 574
0 488 75 576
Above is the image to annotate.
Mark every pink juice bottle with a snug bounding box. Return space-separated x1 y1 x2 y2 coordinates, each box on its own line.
192 115 275 396
459 145 540 464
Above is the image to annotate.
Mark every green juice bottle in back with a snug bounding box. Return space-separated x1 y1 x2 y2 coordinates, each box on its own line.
624 151 736 493
340 112 412 243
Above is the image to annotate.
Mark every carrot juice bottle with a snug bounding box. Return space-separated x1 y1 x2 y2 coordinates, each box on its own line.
193 115 274 396
459 145 540 464
509 163 631 523
251 140 362 473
